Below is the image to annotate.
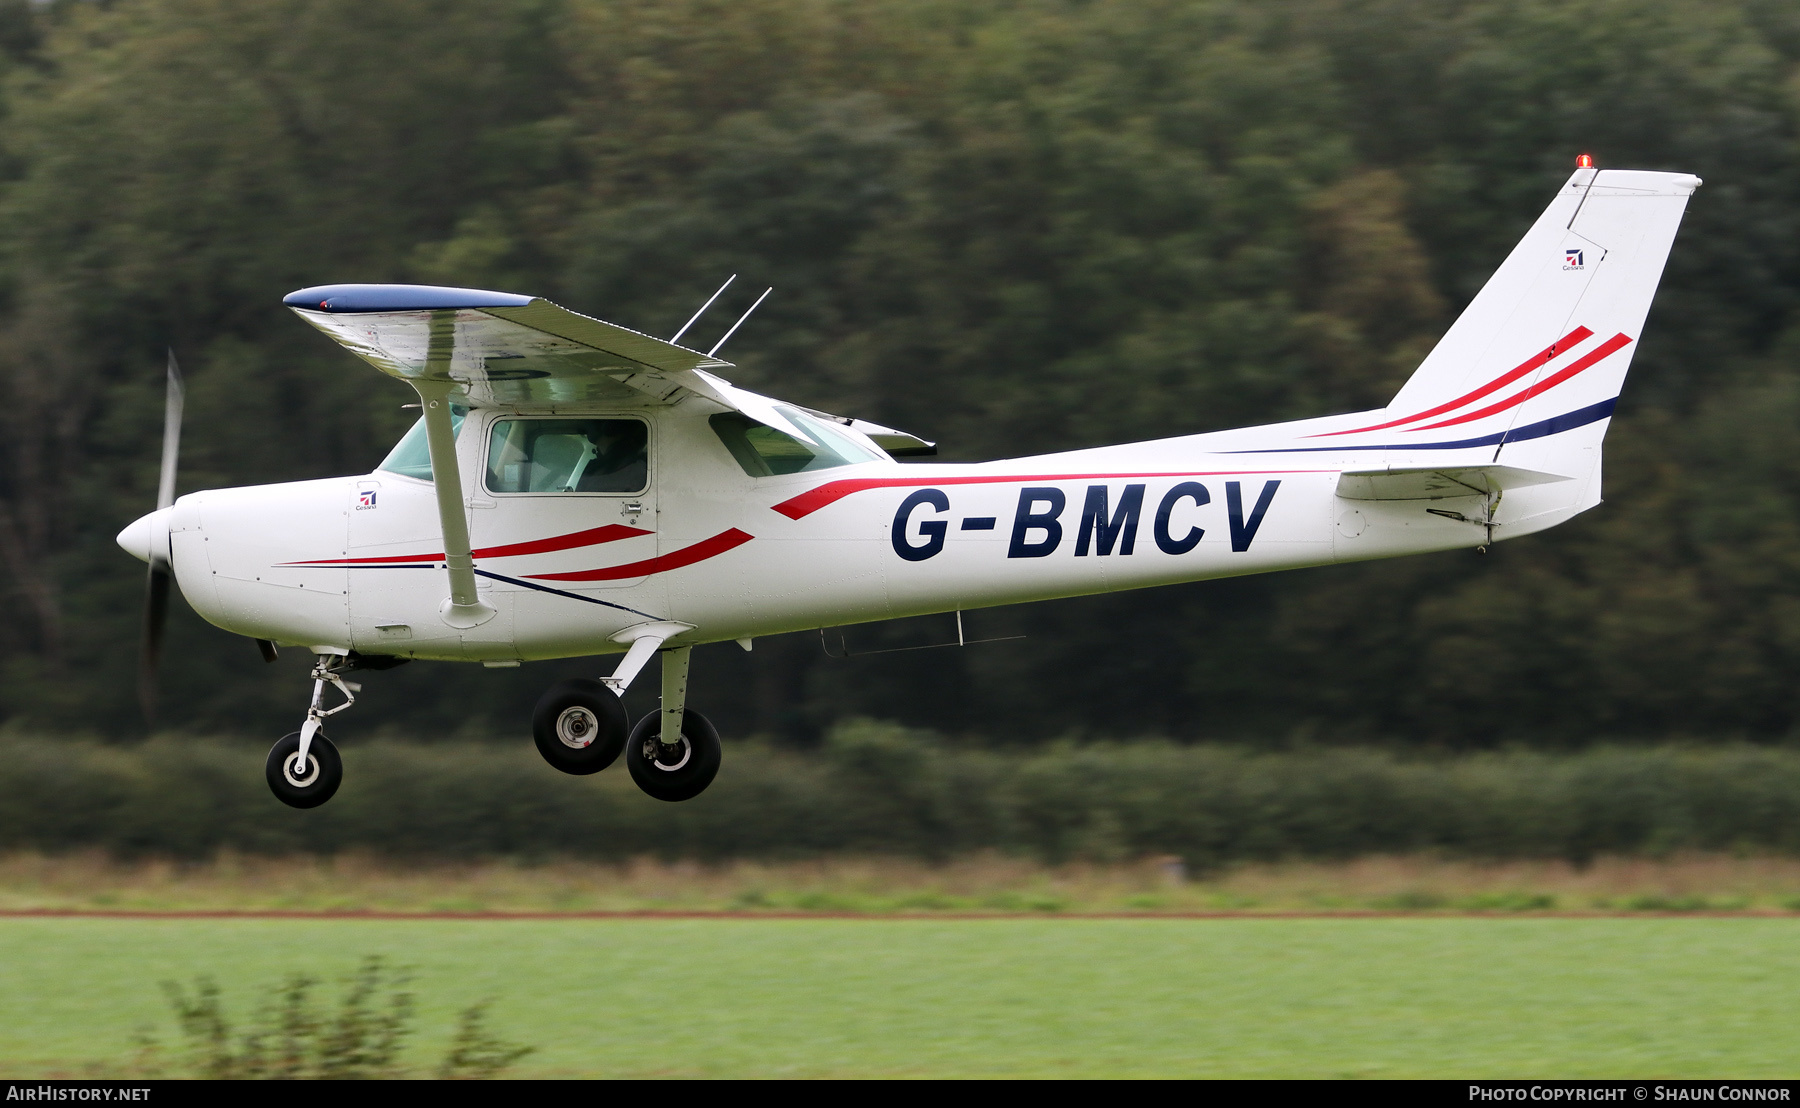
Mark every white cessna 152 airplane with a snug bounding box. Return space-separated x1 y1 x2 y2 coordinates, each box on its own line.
117 160 1698 808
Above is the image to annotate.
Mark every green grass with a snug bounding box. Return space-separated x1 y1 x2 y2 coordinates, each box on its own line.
3 918 1799 1077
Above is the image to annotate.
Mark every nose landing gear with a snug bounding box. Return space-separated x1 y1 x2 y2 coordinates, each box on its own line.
266 653 360 809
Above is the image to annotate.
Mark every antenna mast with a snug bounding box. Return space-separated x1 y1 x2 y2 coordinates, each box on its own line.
670 274 736 345
708 287 772 358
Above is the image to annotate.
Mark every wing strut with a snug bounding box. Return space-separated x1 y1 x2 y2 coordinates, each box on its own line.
413 313 495 628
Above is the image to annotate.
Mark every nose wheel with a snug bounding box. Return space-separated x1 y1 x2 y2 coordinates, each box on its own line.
266 652 365 808
266 729 343 808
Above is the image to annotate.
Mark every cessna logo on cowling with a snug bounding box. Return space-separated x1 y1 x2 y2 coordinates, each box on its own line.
891 480 1281 561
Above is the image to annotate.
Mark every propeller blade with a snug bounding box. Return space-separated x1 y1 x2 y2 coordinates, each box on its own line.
157 349 184 511
139 563 171 723
139 349 184 725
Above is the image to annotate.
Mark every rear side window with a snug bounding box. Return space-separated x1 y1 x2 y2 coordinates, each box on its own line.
486 418 648 493
710 408 885 477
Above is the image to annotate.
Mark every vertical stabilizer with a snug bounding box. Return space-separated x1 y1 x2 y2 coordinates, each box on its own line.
1293 166 1698 535
1367 167 1699 468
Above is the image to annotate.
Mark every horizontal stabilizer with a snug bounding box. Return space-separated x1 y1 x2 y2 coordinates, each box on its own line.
1336 464 1570 501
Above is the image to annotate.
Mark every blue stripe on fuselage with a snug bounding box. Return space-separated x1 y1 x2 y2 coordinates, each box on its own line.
1226 398 1617 454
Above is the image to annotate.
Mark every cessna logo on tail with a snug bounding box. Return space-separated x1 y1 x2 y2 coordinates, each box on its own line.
1564 248 1585 270
891 481 1281 561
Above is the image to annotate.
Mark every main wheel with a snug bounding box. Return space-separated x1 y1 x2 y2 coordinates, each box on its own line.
532 678 629 775
266 730 343 809
625 708 721 802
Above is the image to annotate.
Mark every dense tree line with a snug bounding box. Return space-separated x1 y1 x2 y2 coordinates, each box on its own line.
0 0 1796 745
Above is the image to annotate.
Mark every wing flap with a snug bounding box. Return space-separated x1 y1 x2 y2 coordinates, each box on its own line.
481 300 732 375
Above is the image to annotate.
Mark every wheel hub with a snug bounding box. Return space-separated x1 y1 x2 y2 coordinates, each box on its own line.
645 735 691 772
556 706 599 749
284 752 320 788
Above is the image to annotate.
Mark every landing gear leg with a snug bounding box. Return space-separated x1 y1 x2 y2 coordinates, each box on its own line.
266 654 356 809
625 646 721 802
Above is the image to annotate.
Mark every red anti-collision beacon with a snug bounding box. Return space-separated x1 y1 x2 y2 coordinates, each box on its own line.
1576 153 1595 168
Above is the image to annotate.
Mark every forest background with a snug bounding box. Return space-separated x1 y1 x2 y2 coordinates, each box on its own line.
0 0 1796 752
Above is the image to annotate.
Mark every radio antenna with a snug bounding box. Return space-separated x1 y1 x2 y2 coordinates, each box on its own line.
670 274 736 345
707 287 772 358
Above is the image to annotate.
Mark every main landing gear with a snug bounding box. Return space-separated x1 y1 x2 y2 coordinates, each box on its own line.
530 623 720 802
531 678 628 775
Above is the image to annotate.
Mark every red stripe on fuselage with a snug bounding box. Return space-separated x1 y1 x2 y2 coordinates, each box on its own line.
771 470 1331 521
475 524 652 559
284 523 652 566
1309 326 1595 438
526 529 754 582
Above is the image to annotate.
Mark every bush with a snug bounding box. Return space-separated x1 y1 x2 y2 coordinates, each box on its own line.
6 724 1800 865
155 956 531 1079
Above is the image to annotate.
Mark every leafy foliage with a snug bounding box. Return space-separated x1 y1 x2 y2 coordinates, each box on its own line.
155 954 531 1079
10 728 1800 864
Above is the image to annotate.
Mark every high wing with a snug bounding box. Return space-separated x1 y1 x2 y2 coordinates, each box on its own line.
283 283 932 453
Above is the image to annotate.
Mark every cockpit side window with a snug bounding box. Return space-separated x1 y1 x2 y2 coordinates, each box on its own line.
485 418 649 494
377 406 465 481
709 407 886 477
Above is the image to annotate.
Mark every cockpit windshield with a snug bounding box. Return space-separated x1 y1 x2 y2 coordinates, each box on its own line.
377 406 465 481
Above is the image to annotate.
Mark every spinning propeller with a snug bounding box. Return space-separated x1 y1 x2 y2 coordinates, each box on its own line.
138 350 183 725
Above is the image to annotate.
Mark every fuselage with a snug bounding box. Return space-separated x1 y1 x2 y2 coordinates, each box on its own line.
142 395 1547 663
111 166 1702 667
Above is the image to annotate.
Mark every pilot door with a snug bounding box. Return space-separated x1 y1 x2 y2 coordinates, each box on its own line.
466 414 660 646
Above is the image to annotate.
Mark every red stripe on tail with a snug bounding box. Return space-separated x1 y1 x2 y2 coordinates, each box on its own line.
1308 326 1595 438
1408 332 1632 430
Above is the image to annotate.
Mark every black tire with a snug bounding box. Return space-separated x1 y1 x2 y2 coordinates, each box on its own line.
625 708 721 802
266 730 343 809
531 678 629 775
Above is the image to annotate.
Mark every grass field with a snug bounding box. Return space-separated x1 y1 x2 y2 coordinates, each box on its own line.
4 915 1799 1078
